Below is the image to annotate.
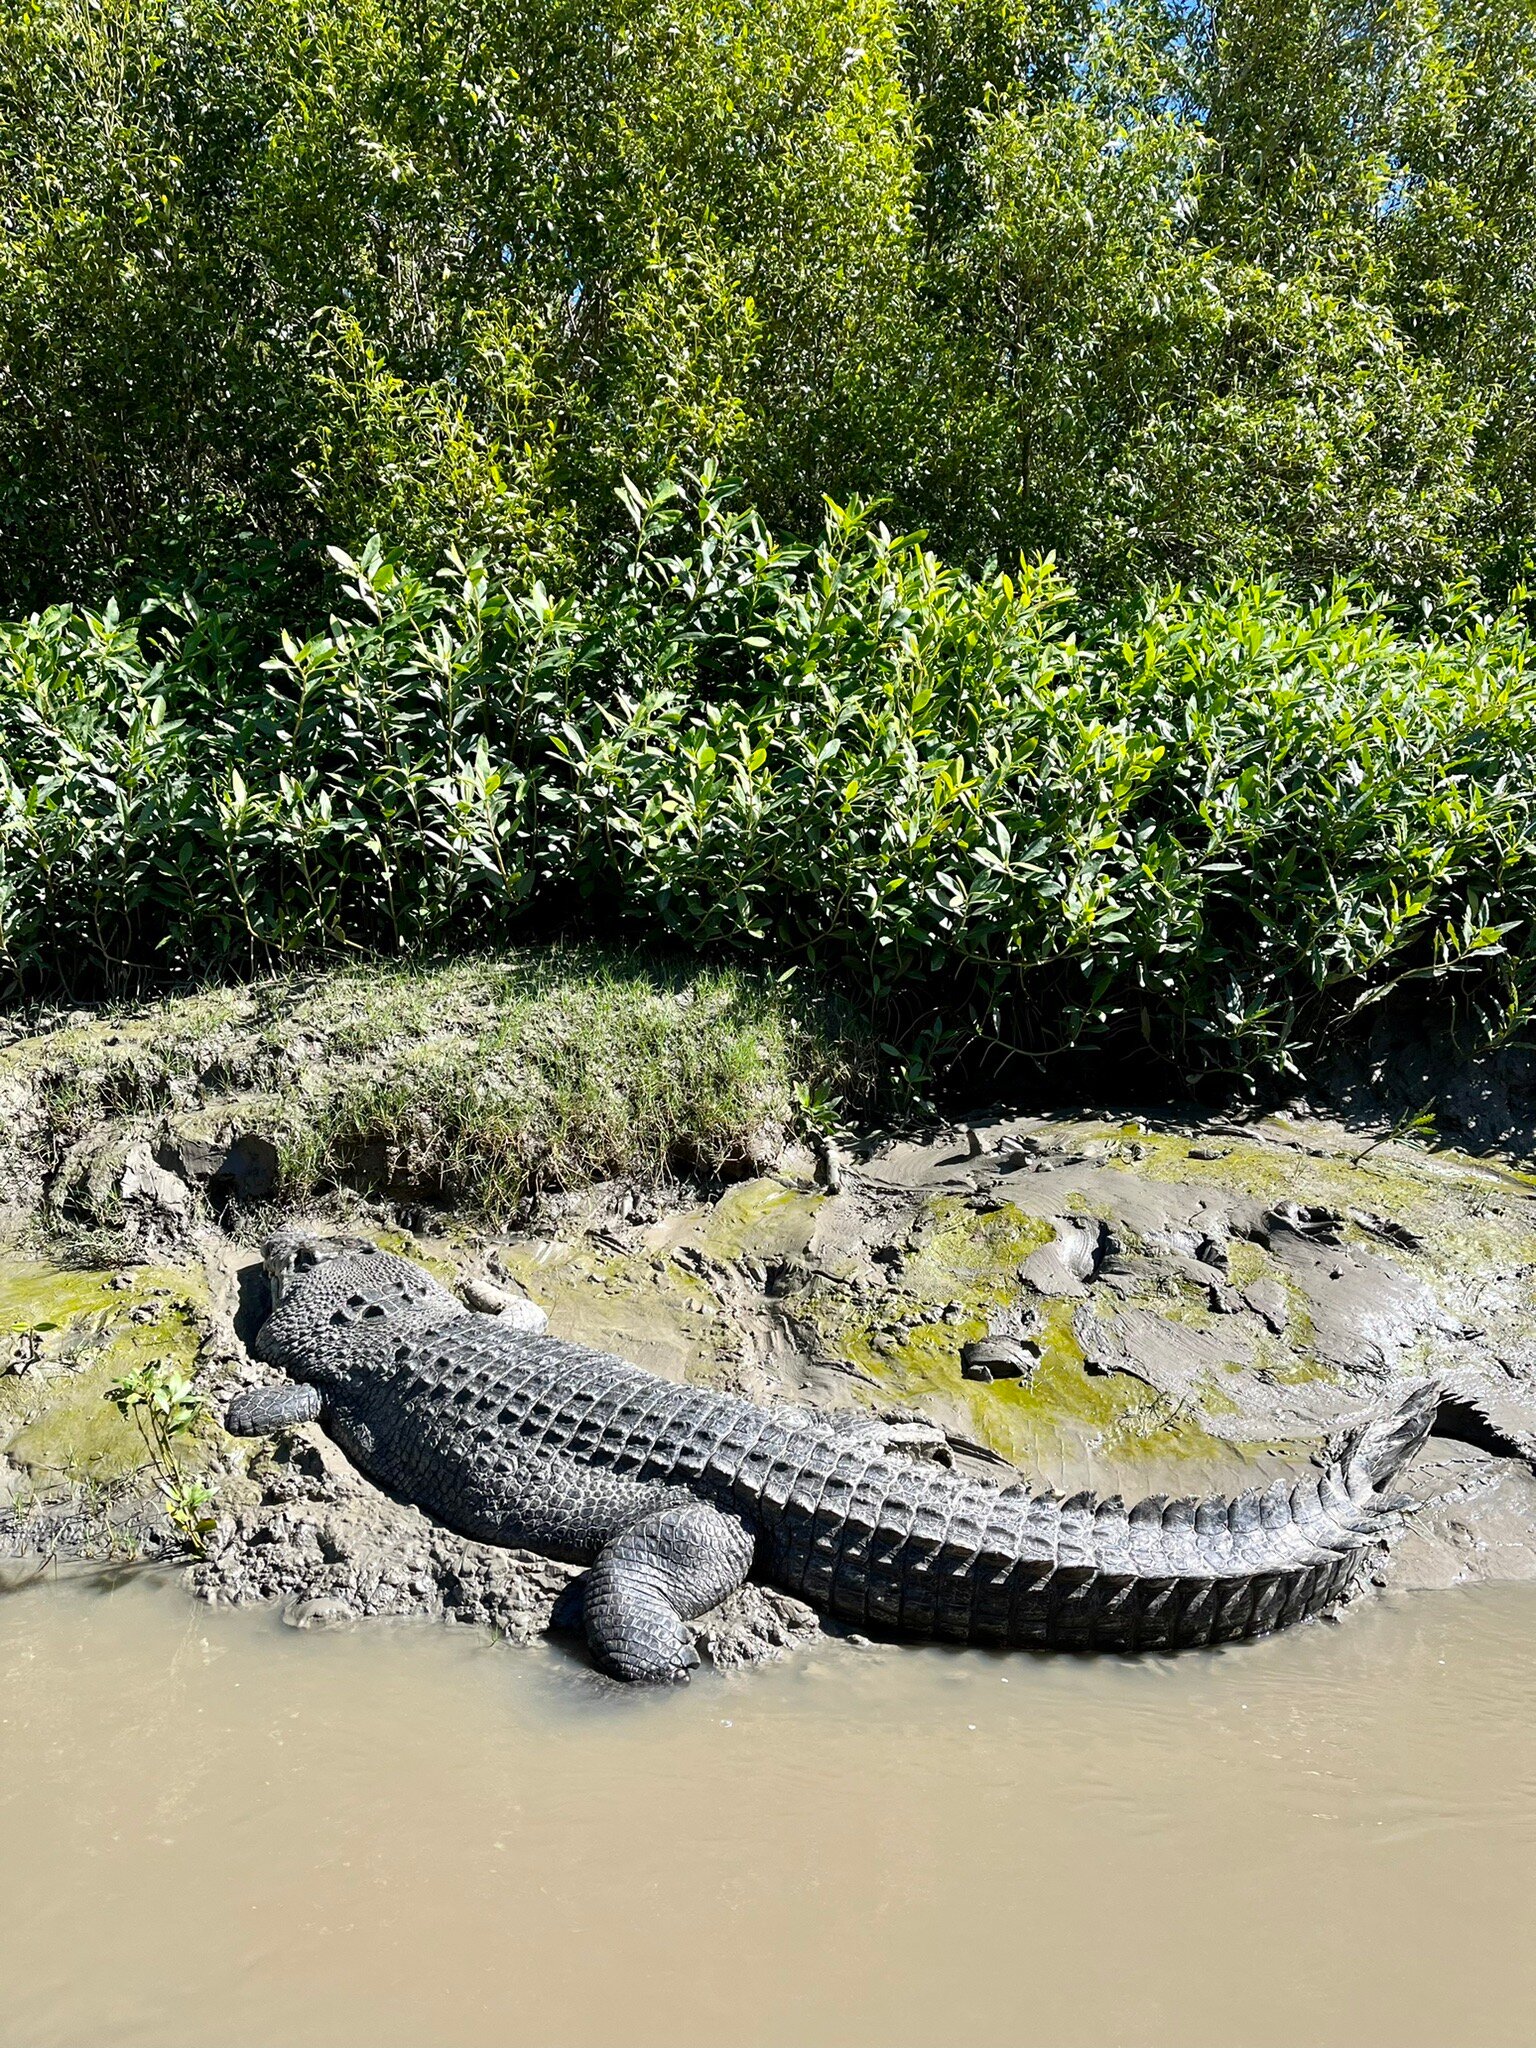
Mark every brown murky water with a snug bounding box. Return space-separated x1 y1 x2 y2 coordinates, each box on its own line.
1 1573 1533 2048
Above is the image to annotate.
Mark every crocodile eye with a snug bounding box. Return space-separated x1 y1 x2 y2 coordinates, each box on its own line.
361 1304 385 1320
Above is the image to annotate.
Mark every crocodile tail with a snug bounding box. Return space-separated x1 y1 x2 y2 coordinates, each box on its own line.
1156 1378 1441 1650
1335 1377 1441 1509
1002 1379 1441 1652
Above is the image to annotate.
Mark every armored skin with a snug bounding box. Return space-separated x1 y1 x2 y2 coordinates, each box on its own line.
232 1231 1439 1682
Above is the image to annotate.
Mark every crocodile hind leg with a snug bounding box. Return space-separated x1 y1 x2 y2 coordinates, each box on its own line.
584 1504 755 1683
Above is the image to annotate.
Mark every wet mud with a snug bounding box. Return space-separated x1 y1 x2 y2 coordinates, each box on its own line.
4 1103 1536 1661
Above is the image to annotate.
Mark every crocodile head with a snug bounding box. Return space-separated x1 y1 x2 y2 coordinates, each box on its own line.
263 1227 381 1308
254 1232 466 1390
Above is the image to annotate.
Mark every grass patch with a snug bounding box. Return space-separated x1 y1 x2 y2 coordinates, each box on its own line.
0 946 868 1221
278 951 857 1211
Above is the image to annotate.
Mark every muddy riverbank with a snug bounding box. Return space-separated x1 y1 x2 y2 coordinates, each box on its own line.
5 974 1536 1659
5 977 1536 2047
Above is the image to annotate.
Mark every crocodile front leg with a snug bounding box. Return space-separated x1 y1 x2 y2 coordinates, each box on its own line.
585 1504 756 1682
225 1383 324 1434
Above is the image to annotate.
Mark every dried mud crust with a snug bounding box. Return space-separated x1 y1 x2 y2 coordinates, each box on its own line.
9 1095 1536 1666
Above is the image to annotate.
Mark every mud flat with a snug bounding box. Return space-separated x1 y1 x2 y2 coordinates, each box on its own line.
4 998 1536 1656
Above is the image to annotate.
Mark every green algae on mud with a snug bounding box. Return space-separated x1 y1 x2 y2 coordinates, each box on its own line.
788 1190 1266 1482
901 1197 1056 1295
774 1127 1492 1484
491 1234 741 1387
1084 1120 1536 1288
691 1180 824 1265
0 1257 210 1490
840 1293 1256 1482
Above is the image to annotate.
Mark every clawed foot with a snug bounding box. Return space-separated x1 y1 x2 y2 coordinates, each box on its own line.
584 1504 753 1682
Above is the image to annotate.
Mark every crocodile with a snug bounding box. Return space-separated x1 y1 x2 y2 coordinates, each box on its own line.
228 1230 1440 1682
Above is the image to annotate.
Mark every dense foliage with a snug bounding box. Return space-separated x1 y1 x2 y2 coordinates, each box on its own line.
5 482 1533 1082
4 0 1536 611
6 0 1536 1084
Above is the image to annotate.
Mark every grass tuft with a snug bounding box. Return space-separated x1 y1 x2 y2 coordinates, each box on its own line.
1 947 867 1221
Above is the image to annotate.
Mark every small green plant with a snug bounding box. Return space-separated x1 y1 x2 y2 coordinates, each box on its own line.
104 1363 217 1555
1355 1102 1440 1166
791 1077 847 1143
